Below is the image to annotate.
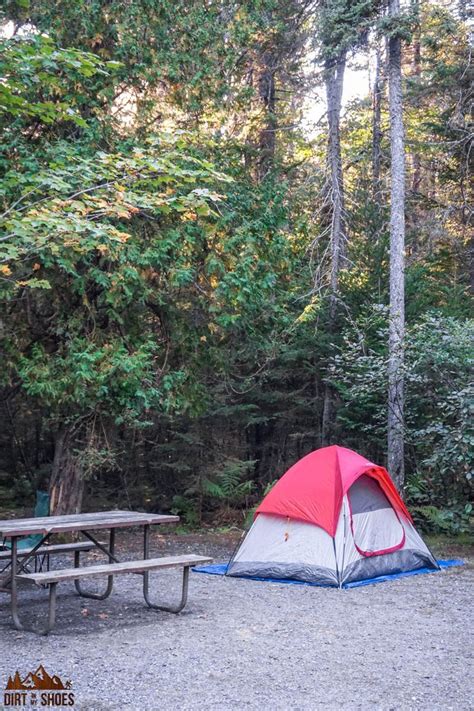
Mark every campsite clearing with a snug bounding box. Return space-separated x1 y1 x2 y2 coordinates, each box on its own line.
0 529 472 711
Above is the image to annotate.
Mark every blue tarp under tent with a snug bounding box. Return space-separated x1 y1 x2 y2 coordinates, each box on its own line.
192 559 464 588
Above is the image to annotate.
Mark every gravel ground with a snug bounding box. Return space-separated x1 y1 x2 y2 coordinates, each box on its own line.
0 530 472 711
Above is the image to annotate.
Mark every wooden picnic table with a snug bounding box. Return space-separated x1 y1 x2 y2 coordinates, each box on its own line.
0 510 178 538
0 510 211 635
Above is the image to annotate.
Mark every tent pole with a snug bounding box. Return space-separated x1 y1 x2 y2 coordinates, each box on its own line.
332 537 341 589
338 498 348 589
225 527 247 576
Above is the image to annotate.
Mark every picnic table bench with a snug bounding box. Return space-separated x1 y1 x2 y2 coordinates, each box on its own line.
0 541 98 561
0 510 212 635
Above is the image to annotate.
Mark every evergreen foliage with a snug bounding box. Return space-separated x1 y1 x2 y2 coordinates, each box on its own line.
0 1 471 530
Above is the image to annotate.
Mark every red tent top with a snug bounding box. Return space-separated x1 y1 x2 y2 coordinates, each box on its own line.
255 445 412 537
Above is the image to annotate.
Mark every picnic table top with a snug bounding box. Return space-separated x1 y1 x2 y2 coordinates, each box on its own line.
0 510 179 538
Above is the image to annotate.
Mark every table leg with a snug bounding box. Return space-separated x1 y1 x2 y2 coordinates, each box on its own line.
10 536 24 631
10 536 56 635
142 525 189 613
143 524 150 559
143 566 189 613
74 528 115 600
1 532 51 579
47 583 58 633
142 524 150 603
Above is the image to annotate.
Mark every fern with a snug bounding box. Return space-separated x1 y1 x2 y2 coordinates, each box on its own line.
412 504 472 535
202 458 256 505
243 479 278 529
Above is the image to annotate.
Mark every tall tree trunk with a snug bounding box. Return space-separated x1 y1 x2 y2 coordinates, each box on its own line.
257 48 277 180
387 0 406 489
408 1 422 257
410 0 422 197
49 426 85 515
321 51 347 445
325 52 347 314
372 39 385 199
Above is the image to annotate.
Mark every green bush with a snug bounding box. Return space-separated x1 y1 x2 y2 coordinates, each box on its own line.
330 310 473 527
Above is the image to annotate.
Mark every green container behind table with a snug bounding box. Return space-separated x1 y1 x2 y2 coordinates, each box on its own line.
7 490 50 550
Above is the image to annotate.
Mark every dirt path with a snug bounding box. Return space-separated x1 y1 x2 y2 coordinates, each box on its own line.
0 531 472 710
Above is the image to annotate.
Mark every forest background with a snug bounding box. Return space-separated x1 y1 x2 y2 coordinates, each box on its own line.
0 0 472 535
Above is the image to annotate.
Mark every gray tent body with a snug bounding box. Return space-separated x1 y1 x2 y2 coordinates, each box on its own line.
228 475 438 587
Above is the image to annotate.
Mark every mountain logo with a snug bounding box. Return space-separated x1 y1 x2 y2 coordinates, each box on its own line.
6 665 69 691
4 666 74 707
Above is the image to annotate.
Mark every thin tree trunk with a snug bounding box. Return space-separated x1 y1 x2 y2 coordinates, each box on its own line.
321 51 347 446
387 0 406 489
257 49 277 180
410 0 422 197
49 426 85 515
325 52 347 314
408 2 422 257
372 39 385 199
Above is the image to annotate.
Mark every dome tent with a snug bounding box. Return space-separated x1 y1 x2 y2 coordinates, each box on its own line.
227 445 438 587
